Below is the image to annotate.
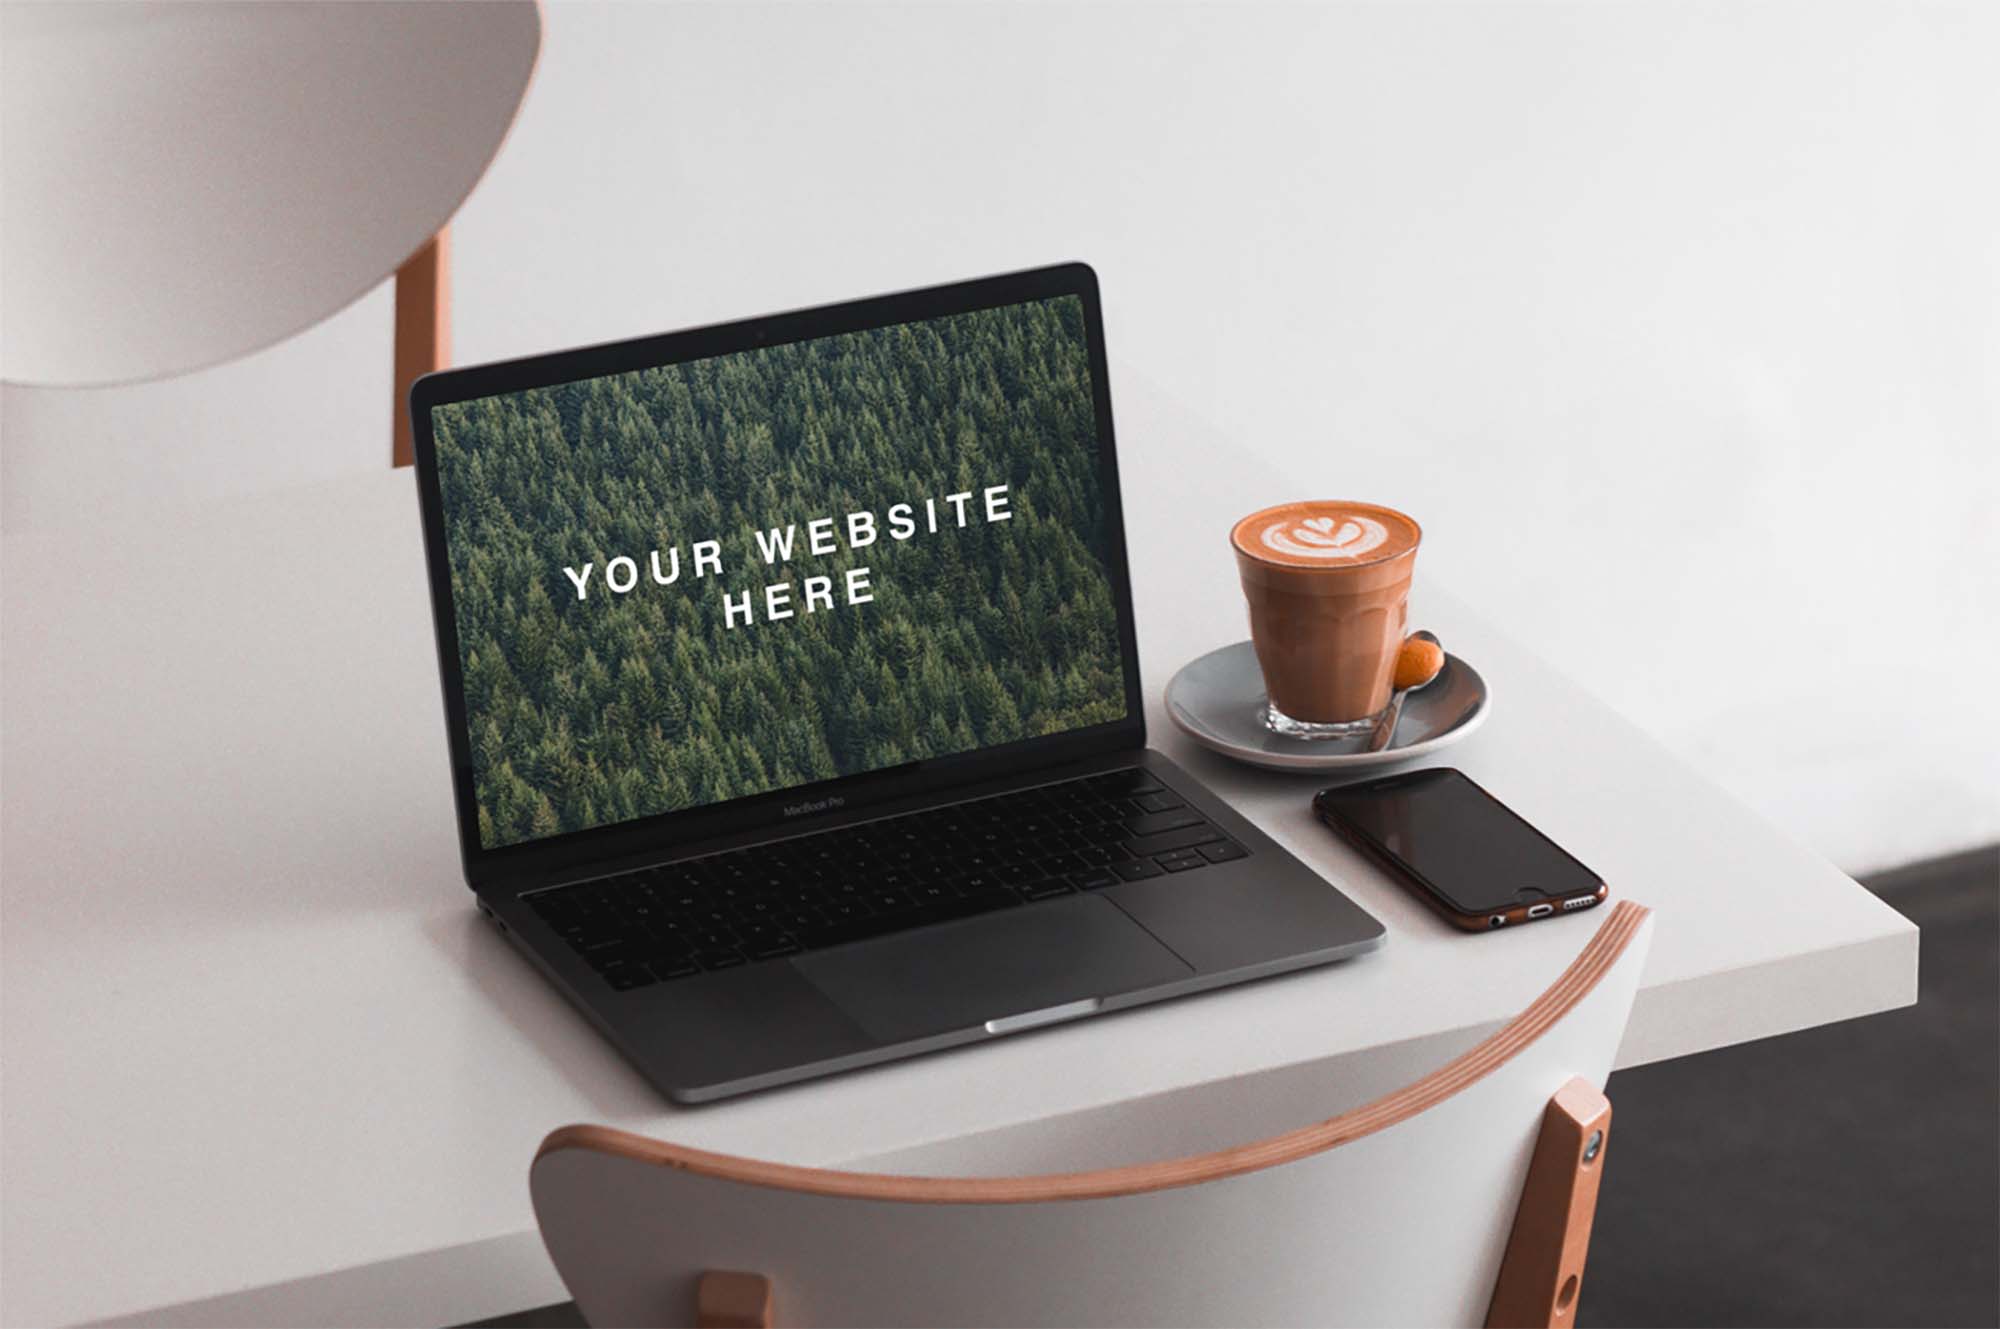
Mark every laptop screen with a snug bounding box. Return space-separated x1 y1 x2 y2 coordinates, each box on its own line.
428 291 1131 850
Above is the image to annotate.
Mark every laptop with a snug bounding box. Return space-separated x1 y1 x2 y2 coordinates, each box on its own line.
409 262 1384 1102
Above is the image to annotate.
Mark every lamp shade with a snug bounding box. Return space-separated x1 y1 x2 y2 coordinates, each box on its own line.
0 0 540 386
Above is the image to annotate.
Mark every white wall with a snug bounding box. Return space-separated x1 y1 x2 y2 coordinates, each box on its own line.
3 1 1994 873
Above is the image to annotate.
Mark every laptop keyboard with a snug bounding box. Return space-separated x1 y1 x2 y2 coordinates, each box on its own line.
521 767 1247 992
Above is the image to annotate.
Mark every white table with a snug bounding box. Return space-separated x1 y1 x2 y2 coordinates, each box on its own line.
0 369 1916 1327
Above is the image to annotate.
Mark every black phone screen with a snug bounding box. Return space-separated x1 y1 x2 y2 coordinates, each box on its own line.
1316 768 1603 915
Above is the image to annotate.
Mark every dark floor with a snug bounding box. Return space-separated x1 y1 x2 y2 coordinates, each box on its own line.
466 848 2000 1329
1585 846 1999 1329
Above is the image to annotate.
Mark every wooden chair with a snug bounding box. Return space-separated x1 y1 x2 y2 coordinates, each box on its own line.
532 900 1653 1328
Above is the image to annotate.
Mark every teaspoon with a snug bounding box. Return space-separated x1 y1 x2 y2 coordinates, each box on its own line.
1365 629 1446 753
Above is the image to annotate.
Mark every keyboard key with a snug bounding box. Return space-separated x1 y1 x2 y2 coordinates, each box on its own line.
586 946 636 972
650 958 700 981
1160 857 1205 873
604 966 654 990
794 917 899 950
1200 840 1249 863
908 881 957 906
944 889 1024 917
1123 809 1205 838
644 932 693 959
1069 868 1120 891
1133 791 1186 813
696 950 746 970
1127 824 1224 857
1021 881 1076 901
1089 769 1165 796
1113 858 1165 881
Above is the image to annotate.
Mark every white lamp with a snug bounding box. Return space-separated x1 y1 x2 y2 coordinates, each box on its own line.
0 0 541 464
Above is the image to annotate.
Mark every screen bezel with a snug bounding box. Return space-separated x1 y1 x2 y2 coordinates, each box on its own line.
409 262 1145 890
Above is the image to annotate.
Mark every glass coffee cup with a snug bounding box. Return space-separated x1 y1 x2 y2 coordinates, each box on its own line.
1230 500 1424 739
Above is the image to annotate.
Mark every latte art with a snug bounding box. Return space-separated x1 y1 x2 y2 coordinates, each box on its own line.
1259 513 1390 561
1231 499 1420 572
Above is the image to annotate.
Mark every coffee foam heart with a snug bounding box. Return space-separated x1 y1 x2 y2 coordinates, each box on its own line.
1259 514 1388 560
1231 501 1420 569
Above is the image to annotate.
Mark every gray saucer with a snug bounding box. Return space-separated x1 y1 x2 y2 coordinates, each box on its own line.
1165 640 1491 772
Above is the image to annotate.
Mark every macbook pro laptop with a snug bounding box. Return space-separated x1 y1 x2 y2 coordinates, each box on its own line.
409 263 1383 1102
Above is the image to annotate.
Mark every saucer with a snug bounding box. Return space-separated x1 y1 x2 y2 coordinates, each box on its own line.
1165 640 1491 772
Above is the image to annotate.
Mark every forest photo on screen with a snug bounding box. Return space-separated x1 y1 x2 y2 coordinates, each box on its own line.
433 295 1128 849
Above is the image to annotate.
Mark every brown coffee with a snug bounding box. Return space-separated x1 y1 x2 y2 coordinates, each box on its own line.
1231 501 1422 734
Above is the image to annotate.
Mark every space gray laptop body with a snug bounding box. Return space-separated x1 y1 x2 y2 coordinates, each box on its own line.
410 263 1383 1103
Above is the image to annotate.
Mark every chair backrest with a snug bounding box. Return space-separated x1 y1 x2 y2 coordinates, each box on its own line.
532 901 1653 1328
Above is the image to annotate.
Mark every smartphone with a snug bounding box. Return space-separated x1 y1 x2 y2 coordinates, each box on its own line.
1313 767 1608 931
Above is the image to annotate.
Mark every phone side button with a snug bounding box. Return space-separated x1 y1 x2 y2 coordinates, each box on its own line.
1527 903 1554 919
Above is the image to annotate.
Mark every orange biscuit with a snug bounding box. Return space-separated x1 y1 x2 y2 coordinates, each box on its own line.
1393 637 1445 691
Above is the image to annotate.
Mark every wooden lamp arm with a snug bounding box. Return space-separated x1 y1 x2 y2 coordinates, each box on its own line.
1485 1076 1613 1329
391 229 451 468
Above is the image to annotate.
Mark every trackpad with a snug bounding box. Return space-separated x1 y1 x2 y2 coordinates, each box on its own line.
792 896 1193 1044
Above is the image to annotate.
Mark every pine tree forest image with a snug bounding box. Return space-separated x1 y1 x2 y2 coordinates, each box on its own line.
434 295 1128 848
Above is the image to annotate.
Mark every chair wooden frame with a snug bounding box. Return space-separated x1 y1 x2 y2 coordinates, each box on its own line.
537 900 1649 1328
